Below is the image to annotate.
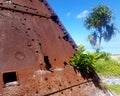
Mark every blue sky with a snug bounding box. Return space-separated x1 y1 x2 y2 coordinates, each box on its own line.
48 0 120 54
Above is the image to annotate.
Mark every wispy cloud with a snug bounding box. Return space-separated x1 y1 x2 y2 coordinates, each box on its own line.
76 10 89 19
66 12 71 16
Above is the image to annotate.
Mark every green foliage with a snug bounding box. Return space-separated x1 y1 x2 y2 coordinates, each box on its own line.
95 52 111 60
70 45 96 73
70 45 112 73
85 5 118 52
104 84 120 95
85 5 112 29
70 45 120 95
95 58 120 76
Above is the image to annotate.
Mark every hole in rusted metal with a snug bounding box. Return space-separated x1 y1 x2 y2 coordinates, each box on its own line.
3 72 19 87
25 31 28 34
48 87 51 90
79 86 81 88
50 15 59 23
36 11 39 14
36 91 38 94
3 72 17 84
32 39 35 41
13 5 16 8
48 8 51 10
26 9 28 11
61 92 63 94
61 28 64 31
39 43 41 46
15 52 25 60
62 34 69 41
45 3 47 6
0 8 3 10
25 32 29 36
27 28 31 30
40 63 43 66
70 88 73 91
72 45 75 49
28 44 32 48
24 18 26 20
64 32 67 34
64 62 67 66
58 36 61 39
44 56 52 70
68 81 71 84
77 79 79 81
45 78 48 81
59 84 62 87
69 41 72 43
54 59 56 61
29 0 32 2
35 51 39 53
22 23 25 25
0 3 3 5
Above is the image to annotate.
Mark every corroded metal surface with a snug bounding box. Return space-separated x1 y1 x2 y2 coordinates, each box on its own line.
0 66 109 96
0 0 112 96
0 0 76 72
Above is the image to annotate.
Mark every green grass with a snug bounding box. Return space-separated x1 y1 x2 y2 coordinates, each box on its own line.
95 59 120 76
104 84 120 95
94 58 120 95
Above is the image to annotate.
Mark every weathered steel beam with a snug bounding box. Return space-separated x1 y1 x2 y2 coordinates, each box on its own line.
0 2 50 18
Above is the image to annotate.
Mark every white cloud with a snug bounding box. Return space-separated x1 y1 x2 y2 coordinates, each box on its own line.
76 10 89 19
66 12 71 16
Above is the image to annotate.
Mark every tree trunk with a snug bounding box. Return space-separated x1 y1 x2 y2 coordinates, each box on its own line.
96 27 102 53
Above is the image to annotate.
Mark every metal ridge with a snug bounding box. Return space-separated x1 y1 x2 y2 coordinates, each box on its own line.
0 2 50 18
42 0 78 49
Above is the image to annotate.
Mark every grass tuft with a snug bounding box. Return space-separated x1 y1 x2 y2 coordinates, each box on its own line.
95 56 120 95
95 58 120 76
104 83 120 95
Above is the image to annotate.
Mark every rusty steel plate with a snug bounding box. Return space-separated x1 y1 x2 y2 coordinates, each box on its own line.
0 0 111 96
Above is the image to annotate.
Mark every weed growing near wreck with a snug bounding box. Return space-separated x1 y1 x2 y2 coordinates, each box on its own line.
95 58 120 76
70 45 96 73
70 45 111 73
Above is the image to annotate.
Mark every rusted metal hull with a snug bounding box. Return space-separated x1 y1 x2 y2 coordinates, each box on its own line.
0 66 108 96
0 0 112 96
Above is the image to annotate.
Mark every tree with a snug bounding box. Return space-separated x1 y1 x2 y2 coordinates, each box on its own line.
85 5 118 53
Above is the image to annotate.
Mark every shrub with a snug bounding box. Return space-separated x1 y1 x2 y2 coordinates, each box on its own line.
95 52 111 60
70 44 111 73
70 45 96 73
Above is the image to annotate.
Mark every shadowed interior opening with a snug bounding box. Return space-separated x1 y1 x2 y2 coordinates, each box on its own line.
44 56 52 70
3 72 17 84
